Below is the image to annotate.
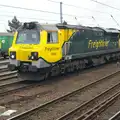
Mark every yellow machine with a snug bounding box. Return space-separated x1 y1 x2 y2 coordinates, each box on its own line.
8 22 74 80
9 23 62 62
8 22 120 81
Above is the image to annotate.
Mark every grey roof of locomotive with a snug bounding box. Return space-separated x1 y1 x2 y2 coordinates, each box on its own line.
17 22 120 34
56 24 120 33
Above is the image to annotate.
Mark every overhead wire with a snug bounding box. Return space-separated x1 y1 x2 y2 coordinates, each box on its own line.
0 1 119 19
0 14 79 25
0 4 92 19
90 0 120 12
48 0 120 28
47 0 111 27
0 0 120 29
0 14 59 22
0 4 60 15
90 0 120 28
47 0 110 14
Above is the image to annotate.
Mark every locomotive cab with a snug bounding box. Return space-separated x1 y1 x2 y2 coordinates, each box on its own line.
8 22 63 73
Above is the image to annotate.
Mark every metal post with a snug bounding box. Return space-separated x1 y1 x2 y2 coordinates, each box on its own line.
60 2 63 23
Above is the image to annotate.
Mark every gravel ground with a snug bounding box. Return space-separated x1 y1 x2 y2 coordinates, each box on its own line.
0 81 30 95
7 71 120 120
1 63 119 105
94 96 120 120
0 63 120 119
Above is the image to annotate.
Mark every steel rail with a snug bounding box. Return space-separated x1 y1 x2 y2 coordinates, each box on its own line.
109 111 120 120
75 88 120 120
7 70 120 120
57 81 120 120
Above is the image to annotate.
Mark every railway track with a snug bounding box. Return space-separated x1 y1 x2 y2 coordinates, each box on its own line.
0 65 8 72
57 84 120 120
0 59 9 66
0 71 17 84
7 70 120 120
0 71 21 95
0 59 9 72
0 81 38 97
0 62 117 109
0 70 48 99
0 70 35 97
0 57 8 61
109 111 120 120
0 70 40 97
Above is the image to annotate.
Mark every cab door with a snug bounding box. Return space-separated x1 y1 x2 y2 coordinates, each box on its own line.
43 30 62 63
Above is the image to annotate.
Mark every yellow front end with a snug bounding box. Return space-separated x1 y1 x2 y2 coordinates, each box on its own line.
8 23 64 72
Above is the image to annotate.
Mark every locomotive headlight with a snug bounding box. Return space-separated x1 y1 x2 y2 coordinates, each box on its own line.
31 52 38 60
10 51 16 59
11 55 15 59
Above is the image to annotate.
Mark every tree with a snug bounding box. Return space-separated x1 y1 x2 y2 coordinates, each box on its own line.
7 16 22 33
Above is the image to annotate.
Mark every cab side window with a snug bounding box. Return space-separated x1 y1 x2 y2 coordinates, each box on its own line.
47 32 58 43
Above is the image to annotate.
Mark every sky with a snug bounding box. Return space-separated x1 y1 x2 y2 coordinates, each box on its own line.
0 0 120 32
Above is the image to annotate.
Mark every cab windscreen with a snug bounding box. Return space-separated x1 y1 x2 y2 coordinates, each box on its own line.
16 30 40 44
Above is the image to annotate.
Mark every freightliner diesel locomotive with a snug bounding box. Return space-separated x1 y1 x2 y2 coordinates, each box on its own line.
8 22 120 81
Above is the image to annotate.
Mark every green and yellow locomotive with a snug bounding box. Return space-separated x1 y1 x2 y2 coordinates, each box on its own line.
8 22 120 80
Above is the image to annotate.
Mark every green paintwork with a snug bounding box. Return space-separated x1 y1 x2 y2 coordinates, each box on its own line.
0 33 13 57
67 28 119 59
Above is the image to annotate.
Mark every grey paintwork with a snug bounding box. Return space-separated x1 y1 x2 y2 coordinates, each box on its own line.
9 58 50 68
